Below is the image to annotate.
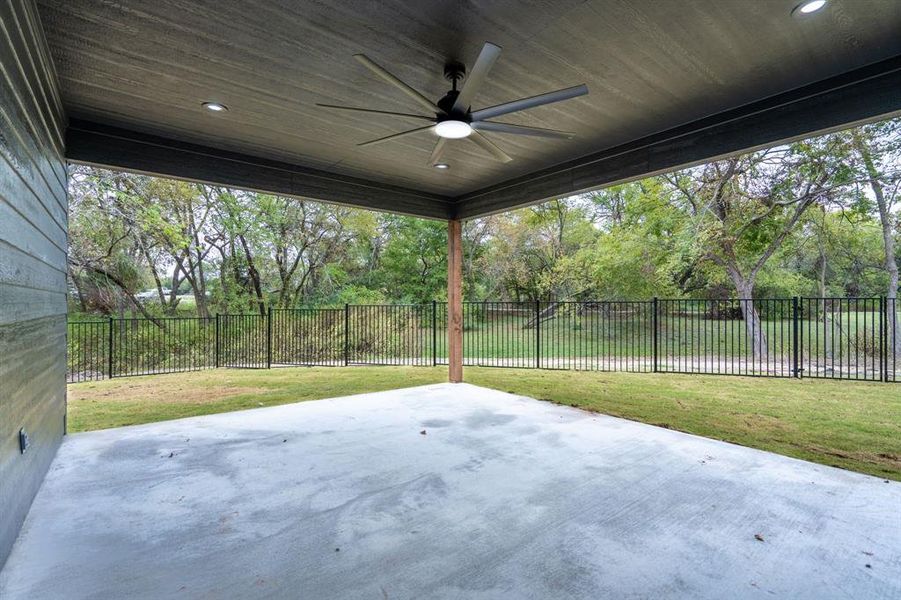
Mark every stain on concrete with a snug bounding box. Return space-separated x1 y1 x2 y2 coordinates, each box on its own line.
420 419 453 428
463 409 517 429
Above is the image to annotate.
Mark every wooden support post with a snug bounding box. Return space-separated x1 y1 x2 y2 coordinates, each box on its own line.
448 219 463 383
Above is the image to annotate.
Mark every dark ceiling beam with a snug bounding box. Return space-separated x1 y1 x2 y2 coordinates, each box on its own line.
452 56 901 219
65 119 455 220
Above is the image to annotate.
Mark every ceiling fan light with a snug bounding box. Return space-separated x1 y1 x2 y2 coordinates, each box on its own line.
435 120 472 139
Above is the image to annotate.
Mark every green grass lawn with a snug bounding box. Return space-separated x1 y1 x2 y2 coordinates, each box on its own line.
67 366 901 481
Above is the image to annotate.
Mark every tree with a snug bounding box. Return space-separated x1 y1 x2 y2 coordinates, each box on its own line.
66 166 161 322
661 136 853 359
204 189 268 315
850 119 901 351
564 182 689 300
378 216 447 303
480 199 598 302
256 196 351 308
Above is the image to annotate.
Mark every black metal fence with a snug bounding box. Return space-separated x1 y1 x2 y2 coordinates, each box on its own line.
67 297 900 384
68 317 215 381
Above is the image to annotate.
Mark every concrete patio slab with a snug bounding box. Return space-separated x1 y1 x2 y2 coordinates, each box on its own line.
1 383 899 599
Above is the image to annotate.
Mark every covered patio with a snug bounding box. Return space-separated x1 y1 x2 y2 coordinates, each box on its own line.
3 0 901 595
2 383 899 599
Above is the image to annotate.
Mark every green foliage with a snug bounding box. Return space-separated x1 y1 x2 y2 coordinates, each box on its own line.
331 285 387 306
67 117 901 315
377 216 447 303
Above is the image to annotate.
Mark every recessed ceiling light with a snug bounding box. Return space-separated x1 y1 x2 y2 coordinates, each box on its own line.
435 120 472 139
433 163 450 170
792 0 827 16
202 102 228 112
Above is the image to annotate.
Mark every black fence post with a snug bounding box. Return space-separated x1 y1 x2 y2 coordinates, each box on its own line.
535 300 541 370
879 296 895 383
879 296 885 383
107 317 114 379
889 296 894 383
344 303 350 367
652 297 658 373
432 300 437 366
215 313 220 368
891 297 896 383
267 306 272 369
791 297 800 378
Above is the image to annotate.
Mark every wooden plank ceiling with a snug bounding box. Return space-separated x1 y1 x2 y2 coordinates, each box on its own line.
36 0 901 218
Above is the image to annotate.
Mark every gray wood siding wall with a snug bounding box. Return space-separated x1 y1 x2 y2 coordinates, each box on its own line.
0 0 67 568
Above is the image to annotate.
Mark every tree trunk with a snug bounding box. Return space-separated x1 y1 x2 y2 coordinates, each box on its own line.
167 264 183 313
523 301 558 329
238 234 266 316
729 272 769 368
853 131 900 357
811 231 832 361
192 258 210 319
69 272 88 312
82 264 164 328
816 240 832 361
145 253 170 313
872 175 900 355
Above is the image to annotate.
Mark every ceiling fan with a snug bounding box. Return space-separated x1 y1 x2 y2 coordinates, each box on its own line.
317 42 589 167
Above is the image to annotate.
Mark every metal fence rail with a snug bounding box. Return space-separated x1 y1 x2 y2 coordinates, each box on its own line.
67 297 899 384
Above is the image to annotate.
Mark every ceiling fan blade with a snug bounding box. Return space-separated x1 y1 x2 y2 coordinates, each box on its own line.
316 104 436 122
354 54 445 115
471 84 588 121
472 121 575 139
357 124 435 147
468 131 512 163
429 138 448 165
452 42 502 114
